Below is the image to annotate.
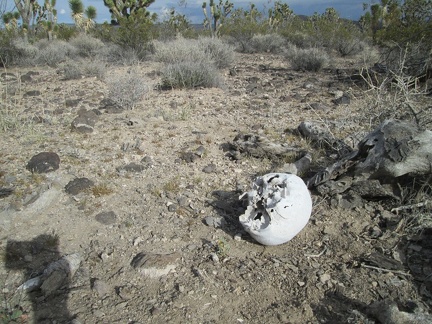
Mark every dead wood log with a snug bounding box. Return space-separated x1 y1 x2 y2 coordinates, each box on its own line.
306 120 432 194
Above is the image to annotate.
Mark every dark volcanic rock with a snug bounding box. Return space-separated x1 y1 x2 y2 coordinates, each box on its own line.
99 98 123 114
65 99 81 108
26 152 60 173
24 90 41 97
332 93 351 105
65 177 94 195
116 163 147 173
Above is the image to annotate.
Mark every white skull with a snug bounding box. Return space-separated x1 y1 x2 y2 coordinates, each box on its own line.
239 173 312 246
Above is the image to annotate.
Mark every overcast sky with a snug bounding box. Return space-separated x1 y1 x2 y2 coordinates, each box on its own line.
52 0 366 24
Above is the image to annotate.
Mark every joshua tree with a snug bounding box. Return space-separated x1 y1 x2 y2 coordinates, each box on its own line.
69 0 96 32
268 1 293 31
13 0 34 29
103 0 155 24
2 11 20 30
202 0 233 37
37 0 57 40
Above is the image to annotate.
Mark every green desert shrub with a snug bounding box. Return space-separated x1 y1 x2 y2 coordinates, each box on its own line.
161 61 222 89
285 45 329 71
247 33 286 53
114 13 155 60
219 8 268 53
56 23 78 41
69 34 105 58
106 70 148 109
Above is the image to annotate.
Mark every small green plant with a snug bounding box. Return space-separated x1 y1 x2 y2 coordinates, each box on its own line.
163 177 181 194
202 0 234 37
91 184 114 197
0 306 24 323
214 237 230 257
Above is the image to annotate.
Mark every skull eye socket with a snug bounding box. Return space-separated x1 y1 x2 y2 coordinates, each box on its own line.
254 212 263 221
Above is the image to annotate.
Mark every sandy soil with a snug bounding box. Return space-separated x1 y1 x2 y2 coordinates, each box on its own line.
0 52 431 323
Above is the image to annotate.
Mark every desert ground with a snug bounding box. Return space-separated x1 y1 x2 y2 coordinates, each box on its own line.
1 50 431 323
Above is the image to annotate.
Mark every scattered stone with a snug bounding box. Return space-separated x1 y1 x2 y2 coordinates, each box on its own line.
65 177 94 195
167 203 177 212
131 252 180 278
26 152 60 173
18 253 82 295
116 162 146 173
202 163 217 173
195 146 206 157
24 90 41 97
117 286 134 300
20 73 32 83
332 93 351 105
309 102 329 111
210 252 220 264
95 211 117 225
204 215 226 228
65 99 81 108
0 188 13 198
1 72 17 81
91 279 110 298
141 155 154 166
180 151 198 163
99 98 123 114
71 109 99 133
234 233 242 241
319 273 331 284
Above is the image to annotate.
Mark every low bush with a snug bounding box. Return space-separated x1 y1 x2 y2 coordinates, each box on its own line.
56 23 78 41
106 70 148 109
35 40 76 66
69 34 105 58
161 61 222 89
10 38 39 66
219 8 268 53
153 37 229 89
285 45 328 72
96 44 140 65
197 37 235 68
246 34 286 53
82 60 106 79
153 38 208 65
63 61 82 80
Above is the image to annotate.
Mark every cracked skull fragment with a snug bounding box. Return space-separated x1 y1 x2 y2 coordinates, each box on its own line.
239 173 312 246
